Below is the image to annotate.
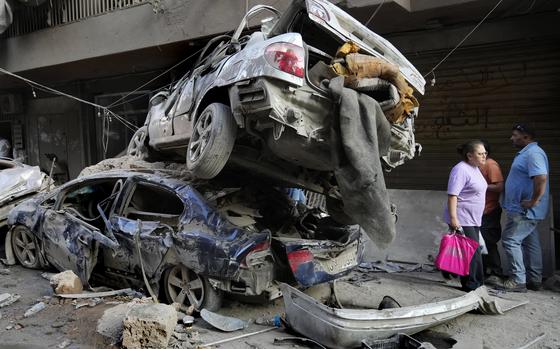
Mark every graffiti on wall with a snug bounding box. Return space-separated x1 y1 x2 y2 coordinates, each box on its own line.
417 62 527 139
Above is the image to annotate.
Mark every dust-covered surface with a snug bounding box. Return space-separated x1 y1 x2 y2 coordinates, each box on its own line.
79 155 191 180
1 264 559 348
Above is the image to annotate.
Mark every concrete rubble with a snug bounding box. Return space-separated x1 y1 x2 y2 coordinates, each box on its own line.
49 270 83 295
0 293 20 308
122 303 177 349
96 303 131 347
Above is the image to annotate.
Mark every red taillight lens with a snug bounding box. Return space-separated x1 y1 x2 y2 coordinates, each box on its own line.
264 43 305 78
287 249 314 273
241 240 271 267
251 241 270 253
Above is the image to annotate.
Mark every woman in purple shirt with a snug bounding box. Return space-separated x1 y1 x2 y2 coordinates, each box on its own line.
444 140 488 291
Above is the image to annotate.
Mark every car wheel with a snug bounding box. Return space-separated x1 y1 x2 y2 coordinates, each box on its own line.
11 225 41 269
186 103 236 179
326 196 356 226
127 126 150 160
163 265 222 311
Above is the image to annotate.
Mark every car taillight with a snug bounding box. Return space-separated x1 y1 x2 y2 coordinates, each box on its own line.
241 240 271 267
287 249 314 273
264 43 305 78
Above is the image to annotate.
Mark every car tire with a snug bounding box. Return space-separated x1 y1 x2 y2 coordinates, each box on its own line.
11 225 41 269
163 265 222 311
186 103 236 179
326 196 356 226
127 126 150 160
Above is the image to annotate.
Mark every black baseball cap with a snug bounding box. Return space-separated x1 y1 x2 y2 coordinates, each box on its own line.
512 123 535 138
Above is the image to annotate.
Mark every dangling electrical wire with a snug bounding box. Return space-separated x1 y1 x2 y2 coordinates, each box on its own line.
0 67 139 134
365 0 385 27
423 0 505 78
105 46 204 109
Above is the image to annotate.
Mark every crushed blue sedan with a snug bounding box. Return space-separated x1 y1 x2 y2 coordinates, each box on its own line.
6 171 363 310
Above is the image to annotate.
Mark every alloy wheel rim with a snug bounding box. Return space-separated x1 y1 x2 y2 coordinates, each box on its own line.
13 228 37 267
167 265 205 309
188 111 213 163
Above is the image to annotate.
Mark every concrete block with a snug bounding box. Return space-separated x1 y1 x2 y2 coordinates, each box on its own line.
50 270 83 295
96 303 130 347
122 303 177 349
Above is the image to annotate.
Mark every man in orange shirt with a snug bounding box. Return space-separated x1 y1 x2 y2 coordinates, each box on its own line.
480 141 504 279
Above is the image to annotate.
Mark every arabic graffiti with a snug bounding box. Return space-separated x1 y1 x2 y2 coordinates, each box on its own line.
416 61 527 139
419 101 489 139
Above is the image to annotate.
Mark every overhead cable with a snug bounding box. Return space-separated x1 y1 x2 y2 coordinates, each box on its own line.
365 0 385 27
423 0 505 78
106 46 204 108
0 67 109 110
0 67 139 132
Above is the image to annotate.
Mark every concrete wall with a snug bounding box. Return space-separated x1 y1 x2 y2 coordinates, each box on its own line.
363 189 556 277
24 95 85 180
0 0 288 74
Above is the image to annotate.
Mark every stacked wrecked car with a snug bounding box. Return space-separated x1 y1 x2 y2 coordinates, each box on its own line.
5 0 425 314
126 0 425 247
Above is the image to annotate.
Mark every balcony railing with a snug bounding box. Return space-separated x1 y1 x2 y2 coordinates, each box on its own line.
2 0 150 38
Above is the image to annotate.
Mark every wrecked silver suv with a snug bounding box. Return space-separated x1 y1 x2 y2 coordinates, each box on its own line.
128 0 424 184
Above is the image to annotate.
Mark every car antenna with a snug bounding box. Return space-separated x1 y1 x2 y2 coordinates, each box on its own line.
47 155 57 192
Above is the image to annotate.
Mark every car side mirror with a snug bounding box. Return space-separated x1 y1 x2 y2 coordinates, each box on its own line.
231 5 281 44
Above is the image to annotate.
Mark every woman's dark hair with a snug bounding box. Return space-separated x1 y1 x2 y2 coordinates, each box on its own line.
457 140 484 161
481 139 491 156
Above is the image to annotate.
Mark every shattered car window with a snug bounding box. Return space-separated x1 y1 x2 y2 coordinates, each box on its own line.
122 182 184 227
60 179 122 227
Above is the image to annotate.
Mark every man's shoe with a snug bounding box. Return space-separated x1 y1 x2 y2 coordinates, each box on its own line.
527 282 542 291
498 278 527 293
484 275 503 287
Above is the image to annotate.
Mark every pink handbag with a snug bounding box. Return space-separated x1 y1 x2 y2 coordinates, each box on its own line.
434 232 479 276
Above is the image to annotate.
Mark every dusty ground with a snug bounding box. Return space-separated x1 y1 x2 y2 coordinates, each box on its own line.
1 264 559 349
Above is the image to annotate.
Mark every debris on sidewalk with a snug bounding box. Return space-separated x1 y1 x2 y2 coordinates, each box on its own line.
200 308 248 332
280 283 527 349
49 270 83 295
362 333 436 349
73 297 103 309
57 288 136 299
24 302 46 317
0 293 21 308
182 315 194 327
358 260 435 273
57 339 72 349
122 303 177 349
274 336 327 349
198 327 279 348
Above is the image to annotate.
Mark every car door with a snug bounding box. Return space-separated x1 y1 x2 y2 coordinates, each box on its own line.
40 179 121 286
103 178 182 278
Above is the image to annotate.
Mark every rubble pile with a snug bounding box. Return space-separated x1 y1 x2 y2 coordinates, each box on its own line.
78 155 191 179
50 270 83 295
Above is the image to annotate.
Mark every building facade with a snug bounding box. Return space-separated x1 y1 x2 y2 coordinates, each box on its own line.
1 0 559 265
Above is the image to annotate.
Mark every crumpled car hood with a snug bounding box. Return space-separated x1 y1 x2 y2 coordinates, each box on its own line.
0 166 46 205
